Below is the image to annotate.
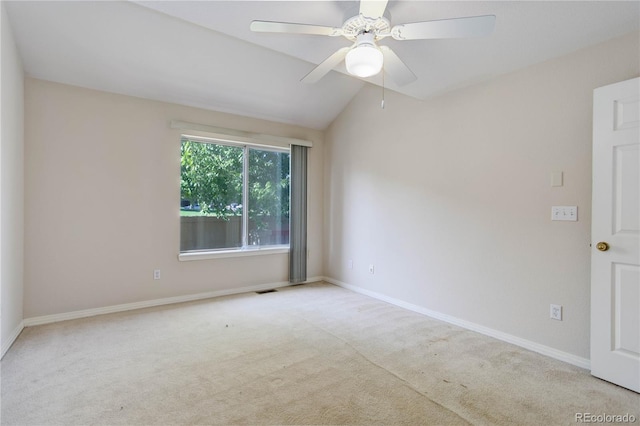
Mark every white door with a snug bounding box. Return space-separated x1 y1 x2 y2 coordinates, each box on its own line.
591 77 640 393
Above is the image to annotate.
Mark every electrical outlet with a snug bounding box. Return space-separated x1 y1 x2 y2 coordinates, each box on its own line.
348 259 353 270
550 304 562 321
368 264 375 274
153 269 161 280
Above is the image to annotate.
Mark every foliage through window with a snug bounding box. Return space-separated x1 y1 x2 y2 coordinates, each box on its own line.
180 137 290 252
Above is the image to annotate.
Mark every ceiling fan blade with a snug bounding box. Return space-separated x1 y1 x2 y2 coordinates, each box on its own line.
391 15 496 40
359 0 389 20
250 20 342 36
301 47 351 84
380 46 417 86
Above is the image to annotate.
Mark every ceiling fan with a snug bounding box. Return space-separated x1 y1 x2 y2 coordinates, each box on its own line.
250 0 496 86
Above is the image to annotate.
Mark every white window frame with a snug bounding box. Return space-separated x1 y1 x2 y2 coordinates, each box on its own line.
171 120 313 261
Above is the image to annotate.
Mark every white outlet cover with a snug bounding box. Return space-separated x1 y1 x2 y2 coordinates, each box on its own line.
550 304 562 320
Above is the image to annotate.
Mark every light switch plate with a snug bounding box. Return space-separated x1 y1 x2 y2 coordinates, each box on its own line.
551 206 578 221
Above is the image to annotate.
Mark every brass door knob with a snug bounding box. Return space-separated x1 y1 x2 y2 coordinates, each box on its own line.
596 242 610 252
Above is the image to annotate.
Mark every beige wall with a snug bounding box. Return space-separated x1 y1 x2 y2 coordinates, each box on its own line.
24 79 324 318
324 31 640 360
1 2 25 355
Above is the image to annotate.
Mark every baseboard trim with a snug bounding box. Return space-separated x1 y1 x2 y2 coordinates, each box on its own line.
1 321 25 359
24 278 322 327
324 276 590 370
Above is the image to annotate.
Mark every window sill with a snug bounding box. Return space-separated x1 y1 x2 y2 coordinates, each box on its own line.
178 246 289 262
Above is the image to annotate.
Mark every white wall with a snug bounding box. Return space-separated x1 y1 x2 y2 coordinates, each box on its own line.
24 78 324 318
324 31 640 360
1 2 25 356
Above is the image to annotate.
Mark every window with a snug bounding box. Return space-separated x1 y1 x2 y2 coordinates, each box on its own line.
180 137 290 253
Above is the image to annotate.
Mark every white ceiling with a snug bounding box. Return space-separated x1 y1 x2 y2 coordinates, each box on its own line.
5 1 640 130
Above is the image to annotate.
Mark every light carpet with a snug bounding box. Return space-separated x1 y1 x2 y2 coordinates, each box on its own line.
1 282 638 425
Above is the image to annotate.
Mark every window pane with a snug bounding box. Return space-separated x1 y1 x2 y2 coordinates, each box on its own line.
248 148 290 247
180 139 243 251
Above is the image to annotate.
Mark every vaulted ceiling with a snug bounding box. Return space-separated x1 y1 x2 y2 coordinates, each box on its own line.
5 1 639 129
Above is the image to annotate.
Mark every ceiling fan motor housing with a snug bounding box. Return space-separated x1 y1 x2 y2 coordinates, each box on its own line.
341 13 391 40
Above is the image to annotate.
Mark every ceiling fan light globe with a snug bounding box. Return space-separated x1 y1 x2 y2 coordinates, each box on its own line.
345 45 383 78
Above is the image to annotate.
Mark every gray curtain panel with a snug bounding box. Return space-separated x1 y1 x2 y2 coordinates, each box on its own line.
289 145 308 283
